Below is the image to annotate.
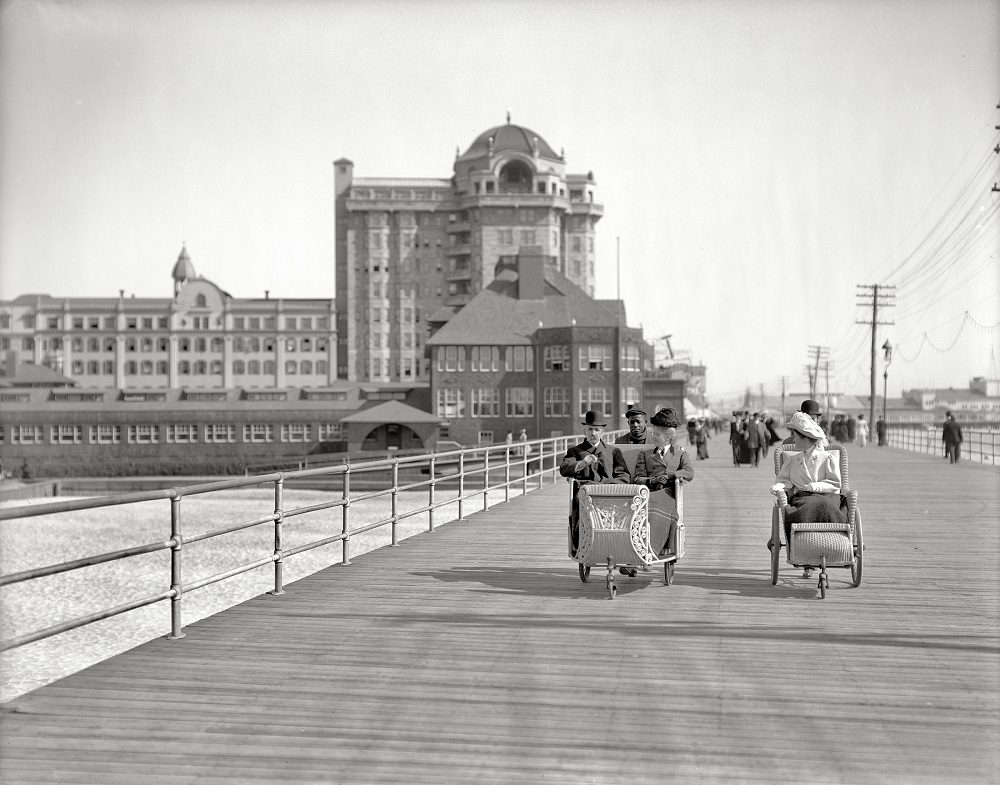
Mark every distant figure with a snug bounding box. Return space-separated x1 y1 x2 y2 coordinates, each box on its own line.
846 415 857 444
505 430 513 447
695 417 710 459
518 427 529 456
856 415 869 447
876 417 887 446
686 418 698 446
20 459 32 480
942 411 963 463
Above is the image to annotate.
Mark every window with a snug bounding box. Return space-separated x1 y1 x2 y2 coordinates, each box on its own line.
621 387 640 408
544 387 571 417
248 360 261 374
579 387 612 417
104 360 116 374
233 317 245 329
210 360 222 374
71 337 83 352
193 360 207 375
140 337 154 352
90 425 121 444
179 338 191 352
505 346 533 372
286 338 297 352
437 346 464 372
104 338 116 352
477 431 494 445
436 388 465 418
195 294 207 307
543 345 569 371
281 423 311 442
47 317 59 329
126 317 137 330
128 424 160 444
233 360 245 374
264 317 276 329
243 424 274 443
579 344 612 371
125 338 137 352
125 360 138 375
620 344 641 372
572 236 582 252
211 337 224 352
13 425 43 444
155 361 167 374
318 423 343 441
249 317 260 330
89 337 101 352
498 228 513 244
471 388 500 417
71 359 84 375
195 338 207 352
301 337 313 352
505 387 534 417
166 425 199 443
300 317 312 329
317 360 328 374
142 317 154 330
300 360 313 374
470 346 499 372
286 360 297 374
158 317 169 329
71 317 83 330
179 361 190 375
286 317 297 329
87 360 99 374
157 337 169 352
248 337 261 352
140 360 153 375
205 424 235 443
519 229 536 245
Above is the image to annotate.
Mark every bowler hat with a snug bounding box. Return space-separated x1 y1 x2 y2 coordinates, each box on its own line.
800 399 822 417
581 410 607 427
624 407 647 419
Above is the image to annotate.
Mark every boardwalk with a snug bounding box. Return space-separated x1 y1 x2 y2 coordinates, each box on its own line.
1 446 998 784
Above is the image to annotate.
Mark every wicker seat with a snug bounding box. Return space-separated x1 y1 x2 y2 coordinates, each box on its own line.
770 443 863 597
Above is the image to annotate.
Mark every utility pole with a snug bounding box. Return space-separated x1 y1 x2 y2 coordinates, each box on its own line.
778 375 789 420
806 345 828 401
856 284 896 428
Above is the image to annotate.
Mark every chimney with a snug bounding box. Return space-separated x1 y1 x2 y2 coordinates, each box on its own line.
516 247 546 300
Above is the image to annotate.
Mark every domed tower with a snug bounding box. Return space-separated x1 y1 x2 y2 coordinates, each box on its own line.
171 244 196 297
450 115 602 296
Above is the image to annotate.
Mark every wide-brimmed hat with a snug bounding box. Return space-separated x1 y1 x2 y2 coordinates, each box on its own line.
624 407 647 420
786 411 825 440
581 410 607 427
800 399 822 417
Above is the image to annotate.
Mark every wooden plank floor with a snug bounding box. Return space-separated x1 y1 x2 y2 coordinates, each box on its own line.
1 446 998 784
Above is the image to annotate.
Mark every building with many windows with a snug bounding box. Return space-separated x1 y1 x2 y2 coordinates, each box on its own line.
0 247 337 389
334 118 603 383
425 249 646 445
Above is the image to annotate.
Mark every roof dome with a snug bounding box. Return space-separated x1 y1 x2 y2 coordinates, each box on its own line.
457 122 560 164
172 245 196 281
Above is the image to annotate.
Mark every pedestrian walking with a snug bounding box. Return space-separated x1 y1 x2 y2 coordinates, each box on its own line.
942 411 963 463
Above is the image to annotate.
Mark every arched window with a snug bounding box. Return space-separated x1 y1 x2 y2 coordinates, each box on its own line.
140 337 153 352
263 338 275 352
193 360 207 375
233 360 245 374
300 360 312 374
104 338 116 352
263 360 275 375
179 361 191 375
285 360 297 374
87 360 99 374
88 337 100 352
195 338 206 352
249 337 260 352
210 360 222 374
180 338 191 352
195 293 207 307
499 160 533 193
125 360 138 375
234 337 246 352
248 360 260 374
157 337 169 352
317 360 328 374
211 337 224 352
140 360 153 375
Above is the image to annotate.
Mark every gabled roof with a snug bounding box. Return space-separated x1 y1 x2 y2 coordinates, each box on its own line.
426 265 623 346
0 363 77 387
339 400 441 424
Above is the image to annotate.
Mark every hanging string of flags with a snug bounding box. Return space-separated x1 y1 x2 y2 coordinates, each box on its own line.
894 311 1000 363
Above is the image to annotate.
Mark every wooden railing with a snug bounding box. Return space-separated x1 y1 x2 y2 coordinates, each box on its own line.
0 434 601 652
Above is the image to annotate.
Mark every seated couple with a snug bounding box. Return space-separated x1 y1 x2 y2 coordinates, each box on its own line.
560 408 694 575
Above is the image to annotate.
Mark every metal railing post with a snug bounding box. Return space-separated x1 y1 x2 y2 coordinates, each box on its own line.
268 477 285 595
458 451 465 520
342 466 352 565
391 458 399 546
504 446 511 502
521 447 528 495
428 456 436 531
165 495 185 640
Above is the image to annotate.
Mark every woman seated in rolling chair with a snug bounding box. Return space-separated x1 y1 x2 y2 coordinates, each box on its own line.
770 411 847 550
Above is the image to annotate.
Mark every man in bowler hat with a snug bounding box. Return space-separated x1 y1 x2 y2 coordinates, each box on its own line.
783 399 828 448
559 410 630 557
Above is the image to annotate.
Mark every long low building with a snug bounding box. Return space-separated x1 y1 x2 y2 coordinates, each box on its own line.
0 383 437 478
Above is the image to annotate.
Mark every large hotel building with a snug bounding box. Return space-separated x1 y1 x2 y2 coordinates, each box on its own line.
335 118 604 383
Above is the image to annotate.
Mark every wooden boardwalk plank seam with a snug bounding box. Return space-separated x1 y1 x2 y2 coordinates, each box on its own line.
1 447 998 784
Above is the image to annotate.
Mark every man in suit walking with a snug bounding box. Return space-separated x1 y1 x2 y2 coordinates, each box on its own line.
942 411 963 463
559 410 630 558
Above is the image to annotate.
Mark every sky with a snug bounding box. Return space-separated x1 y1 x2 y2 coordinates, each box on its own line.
1 0 998 406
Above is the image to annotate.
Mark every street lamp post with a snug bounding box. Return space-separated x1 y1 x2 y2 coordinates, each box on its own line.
881 339 893 445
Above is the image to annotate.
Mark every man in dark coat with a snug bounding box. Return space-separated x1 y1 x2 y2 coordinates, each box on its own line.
559 410 630 556
942 411 963 463
614 407 651 445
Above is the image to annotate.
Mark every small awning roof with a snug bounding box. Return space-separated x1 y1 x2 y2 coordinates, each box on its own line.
339 400 442 424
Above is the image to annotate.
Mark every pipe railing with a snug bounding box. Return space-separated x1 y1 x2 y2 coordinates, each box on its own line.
884 426 999 466
0 433 590 652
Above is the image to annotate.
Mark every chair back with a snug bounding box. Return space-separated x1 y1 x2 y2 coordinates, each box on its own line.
614 443 649 476
772 442 850 492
